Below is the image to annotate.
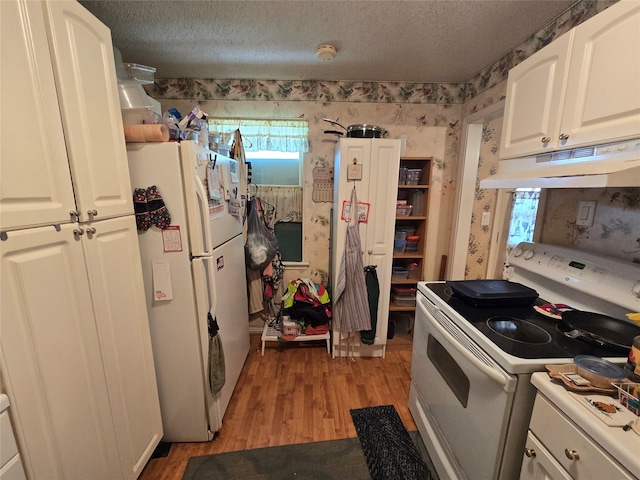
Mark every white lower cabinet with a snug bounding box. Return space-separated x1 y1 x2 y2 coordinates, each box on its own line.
0 218 162 480
520 394 633 480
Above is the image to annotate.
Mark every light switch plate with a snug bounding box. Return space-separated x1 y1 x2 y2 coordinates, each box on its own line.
576 201 596 226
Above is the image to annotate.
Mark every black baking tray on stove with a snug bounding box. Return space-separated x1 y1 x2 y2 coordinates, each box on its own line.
447 279 538 307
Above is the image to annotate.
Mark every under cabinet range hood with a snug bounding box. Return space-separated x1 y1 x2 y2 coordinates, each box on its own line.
480 138 640 189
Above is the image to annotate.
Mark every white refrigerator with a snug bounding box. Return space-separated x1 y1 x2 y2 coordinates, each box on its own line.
127 140 250 442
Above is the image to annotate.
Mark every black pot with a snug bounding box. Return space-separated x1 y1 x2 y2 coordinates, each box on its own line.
322 119 388 138
346 124 388 138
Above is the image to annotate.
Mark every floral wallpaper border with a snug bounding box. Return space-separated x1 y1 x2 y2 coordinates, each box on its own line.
147 0 611 105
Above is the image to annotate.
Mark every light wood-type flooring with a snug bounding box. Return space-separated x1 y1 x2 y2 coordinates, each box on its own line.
140 332 415 480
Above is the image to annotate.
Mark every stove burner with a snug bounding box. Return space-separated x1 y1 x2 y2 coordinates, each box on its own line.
487 317 552 344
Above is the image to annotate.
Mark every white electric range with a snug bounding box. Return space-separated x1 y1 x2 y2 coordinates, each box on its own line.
409 242 640 480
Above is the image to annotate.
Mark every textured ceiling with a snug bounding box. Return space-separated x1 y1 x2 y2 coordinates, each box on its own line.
79 0 578 83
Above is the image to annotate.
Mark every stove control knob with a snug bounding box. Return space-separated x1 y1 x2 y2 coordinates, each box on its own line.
523 249 535 260
512 247 524 257
632 281 640 299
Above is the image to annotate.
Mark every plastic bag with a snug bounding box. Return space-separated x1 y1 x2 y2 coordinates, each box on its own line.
245 198 279 270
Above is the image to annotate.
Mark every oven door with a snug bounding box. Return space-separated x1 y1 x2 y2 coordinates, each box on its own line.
410 292 517 480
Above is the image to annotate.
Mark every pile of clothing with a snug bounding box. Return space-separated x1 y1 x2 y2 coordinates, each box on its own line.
281 278 331 335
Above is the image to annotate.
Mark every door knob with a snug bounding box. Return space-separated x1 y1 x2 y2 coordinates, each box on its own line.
525 448 536 458
564 449 580 460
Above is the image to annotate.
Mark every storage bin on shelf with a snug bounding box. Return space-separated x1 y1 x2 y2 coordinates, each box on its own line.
405 169 422 185
392 293 416 307
392 267 409 280
396 205 412 216
394 239 407 254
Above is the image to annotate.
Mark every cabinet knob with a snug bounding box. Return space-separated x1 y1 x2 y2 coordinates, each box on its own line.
541 136 551 144
86 227 96 234
559 133 570 141
564 449 580 460
525 448 536 458
88 209 98 217
368 249 373 255
69 210 80 221
73 228 85 236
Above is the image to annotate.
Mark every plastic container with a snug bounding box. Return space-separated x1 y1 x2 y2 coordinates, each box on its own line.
397 227 417 237
394 240 407 254
405 169 422 185
393 286 417 296
394 231 407 242
391 267 409 280
392 294 416 307
405 242 419 252
122 63 156 84
396 205 412 216
411 190 425 216
407 262 420 279
398 167 407 185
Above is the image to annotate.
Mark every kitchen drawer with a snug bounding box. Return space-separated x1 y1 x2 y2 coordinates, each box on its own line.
530 394 633 479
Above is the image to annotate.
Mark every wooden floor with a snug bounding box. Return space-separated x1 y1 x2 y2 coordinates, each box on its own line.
140 332 416 480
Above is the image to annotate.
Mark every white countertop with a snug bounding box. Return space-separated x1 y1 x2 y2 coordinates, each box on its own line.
531 372 640 478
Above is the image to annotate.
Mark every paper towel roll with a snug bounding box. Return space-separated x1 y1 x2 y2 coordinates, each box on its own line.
124 124 170 143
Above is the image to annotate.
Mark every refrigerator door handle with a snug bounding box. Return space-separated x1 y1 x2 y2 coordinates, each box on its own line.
181 141 214 256
192 257 214 369
193 173 214 254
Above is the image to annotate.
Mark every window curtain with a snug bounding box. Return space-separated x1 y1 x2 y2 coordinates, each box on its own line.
255 186 302 229
208 118 309 153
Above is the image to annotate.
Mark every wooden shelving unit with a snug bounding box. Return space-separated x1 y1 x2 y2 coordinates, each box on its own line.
390 157 432 324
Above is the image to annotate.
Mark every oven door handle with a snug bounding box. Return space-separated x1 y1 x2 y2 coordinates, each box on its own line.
420 297 516 392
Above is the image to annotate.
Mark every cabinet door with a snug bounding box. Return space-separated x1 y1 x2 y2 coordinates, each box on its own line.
500 32 573 159
81 216 162 479
519 432 572 480
364 140 401 343
44 1 133 222
0 224 121 480
0 0 76 231
560 0 640 149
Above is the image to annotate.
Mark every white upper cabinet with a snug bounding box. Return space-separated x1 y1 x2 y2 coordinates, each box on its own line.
0 0 132 231
501 0 640 159
0 0 76 230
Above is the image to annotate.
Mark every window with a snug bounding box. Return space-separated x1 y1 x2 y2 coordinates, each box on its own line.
507 188 541 249
245 150 302 186
208 118 309 263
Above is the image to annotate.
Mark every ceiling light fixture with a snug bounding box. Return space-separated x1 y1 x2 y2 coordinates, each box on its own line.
316 44 337 61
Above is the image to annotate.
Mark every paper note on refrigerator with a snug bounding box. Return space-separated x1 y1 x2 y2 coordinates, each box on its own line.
152 261 173 301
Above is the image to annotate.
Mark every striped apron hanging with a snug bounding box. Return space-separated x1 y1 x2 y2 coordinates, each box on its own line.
334 187 372 335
